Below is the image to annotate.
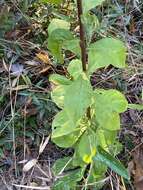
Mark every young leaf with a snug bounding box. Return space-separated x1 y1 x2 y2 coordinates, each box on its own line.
67 59 83 79
95 146 130 180
83 0 105 13
48 19 70 35
88 38 127 74
64 74 92 125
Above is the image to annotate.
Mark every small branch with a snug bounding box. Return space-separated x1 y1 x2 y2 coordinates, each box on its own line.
77 0 87 72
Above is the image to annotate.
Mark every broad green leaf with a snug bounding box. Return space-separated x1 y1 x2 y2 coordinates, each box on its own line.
76 131 96 164
52 110 84 148
48 19 70 35
53 167 85 190
88 38 127 74
67 59 83 79
95 146 130 180
83 0 105 13
93 89 128 130
94 89 128 113
52 157 73 176
41 0 63 4
51 85 66 108
64 74 92 124
49 74 72 85
82 13 99 44
128 103 143 111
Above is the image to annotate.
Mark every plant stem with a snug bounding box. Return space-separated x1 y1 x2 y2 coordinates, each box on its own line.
77 0 87 72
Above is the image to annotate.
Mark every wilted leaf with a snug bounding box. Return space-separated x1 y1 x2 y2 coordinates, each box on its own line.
36 52 51 64
23 159 37 172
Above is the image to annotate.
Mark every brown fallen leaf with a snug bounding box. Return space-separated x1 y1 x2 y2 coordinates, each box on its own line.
36 52 51 65
130 145 143 190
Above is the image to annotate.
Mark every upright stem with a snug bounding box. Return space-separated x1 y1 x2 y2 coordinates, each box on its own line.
77 0 87 72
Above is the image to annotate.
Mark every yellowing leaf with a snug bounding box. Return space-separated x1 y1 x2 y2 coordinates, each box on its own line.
36 52 51 64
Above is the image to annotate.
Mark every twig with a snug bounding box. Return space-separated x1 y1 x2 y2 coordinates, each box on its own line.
77 0 87 72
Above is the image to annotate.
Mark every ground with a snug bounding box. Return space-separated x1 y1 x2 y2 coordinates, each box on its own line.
0 0 143 189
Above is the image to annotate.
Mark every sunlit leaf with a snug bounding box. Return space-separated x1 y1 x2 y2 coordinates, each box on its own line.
51 110 83 148
64 74 92 124
93 89 128 130
88 38 127 74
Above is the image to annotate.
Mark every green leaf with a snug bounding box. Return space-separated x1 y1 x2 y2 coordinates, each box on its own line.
51 85 66 108
41 0 63 4
83 0 105 13
95 146 130 180
88 160 107 188
48 29 80 62
53 167 85 190
51 110 84 148
49 74 72 85
128 104 143 111
88 38 127 74
67 59 83 80
93 89 128 130
64 74 92 124
82 13 99 44
48 37 63 63
96 129 117 148
48 19 70 35
63 39 81 57
52 157 73 176
76 131 96 164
